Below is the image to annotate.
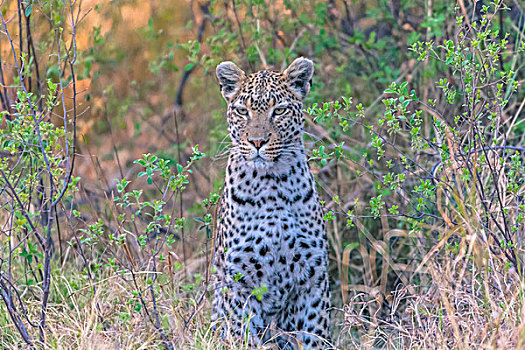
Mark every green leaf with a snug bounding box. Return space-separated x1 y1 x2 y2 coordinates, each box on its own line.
25 4 32 17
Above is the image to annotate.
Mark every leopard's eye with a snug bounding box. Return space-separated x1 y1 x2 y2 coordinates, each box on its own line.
273 108 286 116
235 108 249 117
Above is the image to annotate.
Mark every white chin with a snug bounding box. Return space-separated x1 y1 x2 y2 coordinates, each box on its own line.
251 157 269 165
243 156 269 168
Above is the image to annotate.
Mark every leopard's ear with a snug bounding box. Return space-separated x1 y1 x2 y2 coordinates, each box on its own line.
283 57 314 100
216 61 246 102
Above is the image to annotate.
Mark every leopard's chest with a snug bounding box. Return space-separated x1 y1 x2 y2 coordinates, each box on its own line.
217 169 324 294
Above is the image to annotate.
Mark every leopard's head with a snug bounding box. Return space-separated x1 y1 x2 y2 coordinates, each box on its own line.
216 58 314 167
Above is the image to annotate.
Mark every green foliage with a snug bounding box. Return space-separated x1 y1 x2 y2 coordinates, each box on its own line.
251 283 268 302
1 0 524 348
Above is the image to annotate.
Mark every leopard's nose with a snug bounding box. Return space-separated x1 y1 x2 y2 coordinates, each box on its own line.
248 138 269 150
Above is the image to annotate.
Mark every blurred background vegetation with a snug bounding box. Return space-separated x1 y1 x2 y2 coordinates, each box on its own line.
0 0 524 348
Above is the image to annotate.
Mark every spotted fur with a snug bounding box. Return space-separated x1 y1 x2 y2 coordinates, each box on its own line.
212 58 331 349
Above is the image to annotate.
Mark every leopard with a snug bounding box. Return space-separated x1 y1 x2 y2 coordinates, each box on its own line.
212 57 332 349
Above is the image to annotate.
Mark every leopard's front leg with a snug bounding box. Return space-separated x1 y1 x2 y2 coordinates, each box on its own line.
212 279 272 347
